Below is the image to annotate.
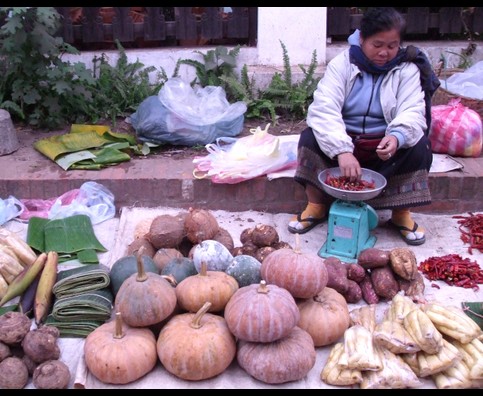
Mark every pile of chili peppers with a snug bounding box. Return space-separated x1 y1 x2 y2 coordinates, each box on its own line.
418 254 483 290
453 212 483 254
325 175 376 191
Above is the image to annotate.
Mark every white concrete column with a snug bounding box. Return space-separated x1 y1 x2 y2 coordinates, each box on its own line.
256 7 327 66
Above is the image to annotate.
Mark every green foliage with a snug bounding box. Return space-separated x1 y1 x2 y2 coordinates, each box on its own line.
220 65 277 123
262 41 321 120
179 45 241 96
0 7 96 129
87 40 168 125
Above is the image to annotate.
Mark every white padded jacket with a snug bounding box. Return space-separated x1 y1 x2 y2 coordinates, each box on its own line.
307 49 427 160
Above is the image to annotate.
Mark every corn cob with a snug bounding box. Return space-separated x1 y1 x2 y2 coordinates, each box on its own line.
0 252 47 306
34 251 58 324
0 246 25 283
0 227 37 266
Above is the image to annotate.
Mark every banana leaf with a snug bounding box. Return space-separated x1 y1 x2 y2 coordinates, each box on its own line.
45 315 106 338
51 289 113 322
461 302 483 330
53 264 111 299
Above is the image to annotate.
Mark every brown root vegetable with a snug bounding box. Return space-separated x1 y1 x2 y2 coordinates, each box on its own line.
126 237 155 258
146 213 186 249
0 340 11 362
22 326 60 363
324 257 349 294
359 274 380 305
152 248 184 272
22 353 37 376
370 266 400 300
184 208 219 244
342 280 363 303
212 227 234 252
255 246 276 263
231 246 244 256
389 247 418 281
273 241 292 250
346 263 366 283
133 218 153 240
251 224 279 247
177 236 194 257
0 356 29 389
240 227 254 245
0 311 32 345
357 248 390 269
397 271 426 302
241 241 258 258
33 359 71 389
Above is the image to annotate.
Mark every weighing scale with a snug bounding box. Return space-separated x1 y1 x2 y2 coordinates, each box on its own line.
318 168 387 263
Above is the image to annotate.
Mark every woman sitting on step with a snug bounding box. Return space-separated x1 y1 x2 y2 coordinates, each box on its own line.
288 7 440 246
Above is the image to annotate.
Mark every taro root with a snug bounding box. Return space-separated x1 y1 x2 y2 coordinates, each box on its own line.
33 360 71 389
22 326 60 363
153 248 184 272
133 218 154 240
22 353 38 376
126 237 156 258
184 208 219 244
0 356 29 389
241 241 258 258
212 227 235 252
231 246 244 256
389 247 418 281
0 340 11 362
147 213 186 249
240 227 254 245
255 246 276 263
251 224 279 247
0 311 32 345
273 241 292 250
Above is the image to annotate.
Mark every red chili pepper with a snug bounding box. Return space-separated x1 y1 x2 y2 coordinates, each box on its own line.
453 212 483 254
325 175 375 191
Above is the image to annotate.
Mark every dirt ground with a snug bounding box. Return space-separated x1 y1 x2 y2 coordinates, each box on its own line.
14 116 307 161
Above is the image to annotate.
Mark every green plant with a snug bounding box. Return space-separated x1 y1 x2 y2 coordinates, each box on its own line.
219 65 277 123
0 7 96 129
262 41 320 120
88 40 170 125
179 45 240 94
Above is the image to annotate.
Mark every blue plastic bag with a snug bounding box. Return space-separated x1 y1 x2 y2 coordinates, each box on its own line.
130 78 247 146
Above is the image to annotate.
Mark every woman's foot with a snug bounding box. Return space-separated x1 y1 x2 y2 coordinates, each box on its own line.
389 208 426 245
288 202 326 234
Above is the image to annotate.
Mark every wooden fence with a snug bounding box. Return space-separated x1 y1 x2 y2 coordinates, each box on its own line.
327 7 483 40
54 7 258 50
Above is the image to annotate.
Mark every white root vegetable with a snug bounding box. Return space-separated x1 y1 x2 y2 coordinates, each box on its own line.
340 325 383 371
320 343 362 386
349 304 377 332
417 338 462 377
403 309 443 355
373 320 421 354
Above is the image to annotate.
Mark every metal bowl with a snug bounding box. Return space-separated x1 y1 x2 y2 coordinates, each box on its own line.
318 168 387 202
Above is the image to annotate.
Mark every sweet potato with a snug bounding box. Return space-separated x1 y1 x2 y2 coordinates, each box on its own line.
359 274 380 305
343 280 363 304
389 248 417 280
324 257 349 294
371 266 400 300
357 248 390 269
347 263 366 283
397 272 426 303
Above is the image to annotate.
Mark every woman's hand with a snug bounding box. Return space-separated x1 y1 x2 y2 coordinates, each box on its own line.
376 135 398 161
337 152 361 181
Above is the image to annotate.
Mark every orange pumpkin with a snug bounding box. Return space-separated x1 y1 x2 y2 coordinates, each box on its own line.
237 326 316 384
224 280 300 343
157 302 236 381
297 287 350 347
175 262 238 313
84 312 157 385
261 235 328 299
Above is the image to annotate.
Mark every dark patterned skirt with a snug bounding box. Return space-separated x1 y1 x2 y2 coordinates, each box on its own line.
294 127 433 209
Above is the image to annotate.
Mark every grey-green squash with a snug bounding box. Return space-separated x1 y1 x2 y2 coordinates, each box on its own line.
192 240 233 272
225 255 262 288
110 254 158 297
161 257 198 285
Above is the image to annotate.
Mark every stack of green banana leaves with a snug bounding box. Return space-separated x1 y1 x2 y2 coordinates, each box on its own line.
33 124 143 170
26 214 107 264
45 263 113 337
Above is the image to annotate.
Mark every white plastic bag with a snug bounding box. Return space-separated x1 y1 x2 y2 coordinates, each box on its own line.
192 124 298 184
0 196 25 225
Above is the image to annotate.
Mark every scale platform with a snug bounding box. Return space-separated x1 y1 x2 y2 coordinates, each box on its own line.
317 168 387 263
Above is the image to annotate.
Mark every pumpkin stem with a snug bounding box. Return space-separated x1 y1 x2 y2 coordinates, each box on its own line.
161 274 177 287
190 301 212 329
257 280 269 294
200 261 208 276
135 246 148 282
294 233 302 254
114 312 125 339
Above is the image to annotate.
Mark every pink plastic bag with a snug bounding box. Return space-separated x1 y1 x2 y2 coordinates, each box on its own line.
429 98 482 157
20 189 80 220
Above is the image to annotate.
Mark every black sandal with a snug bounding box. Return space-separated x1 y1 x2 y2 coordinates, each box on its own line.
287 213 325 235
387 219 426 246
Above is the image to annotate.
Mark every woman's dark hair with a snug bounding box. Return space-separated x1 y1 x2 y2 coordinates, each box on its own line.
360 7 406 39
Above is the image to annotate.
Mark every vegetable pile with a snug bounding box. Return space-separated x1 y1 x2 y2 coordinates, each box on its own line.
418 254 483 290
324 175 375 191
453 212 483 254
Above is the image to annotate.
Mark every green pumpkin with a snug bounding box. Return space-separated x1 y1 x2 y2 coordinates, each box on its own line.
110 255 158 296
161 257 198 285
225 255 262 288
